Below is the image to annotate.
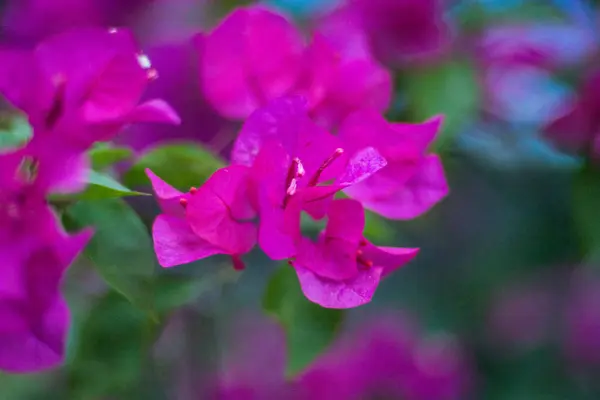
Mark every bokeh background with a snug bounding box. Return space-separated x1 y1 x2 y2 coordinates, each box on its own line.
3 0 600 399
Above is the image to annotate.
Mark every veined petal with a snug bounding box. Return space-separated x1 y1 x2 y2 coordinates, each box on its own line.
186 166 257 254
363 244 419 277
145 168 187 218
295 237 359 281
348 154 448 219
294 265 383 309
152 214 223 268
336 147 387 187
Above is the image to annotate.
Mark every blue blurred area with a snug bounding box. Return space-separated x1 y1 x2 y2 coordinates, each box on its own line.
263 0 342 16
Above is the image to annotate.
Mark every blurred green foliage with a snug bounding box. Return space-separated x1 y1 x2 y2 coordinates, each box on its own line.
263 265 344 377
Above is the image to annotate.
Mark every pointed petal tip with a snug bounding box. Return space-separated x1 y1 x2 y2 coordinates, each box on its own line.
129 99 181 125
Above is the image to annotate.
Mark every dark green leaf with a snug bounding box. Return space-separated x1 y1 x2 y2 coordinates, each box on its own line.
89 143 133 170
67 291 160 399
123 142 226 190
0 112 32 151
403 57 480 151
263 265 344 377
83 170 148 199
364 210 394 243
65 199 157 310
573 165 600 263
458 2 563 33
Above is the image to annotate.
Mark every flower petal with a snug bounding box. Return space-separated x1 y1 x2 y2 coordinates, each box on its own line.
186 166 257 254
258 189 296 260
349 154 448 219
363 244 419 277
324 198 364 242
294 265 383 309
127 99 182 125
295 237 359 281
200 6 304 119
0 297 68 373
152 214 223 268
232 95 308 166
337 147 387 187
145 168 187 217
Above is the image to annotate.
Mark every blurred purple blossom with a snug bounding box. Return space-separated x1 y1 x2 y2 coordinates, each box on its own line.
477 22 596 126
199 5 392 130
564 272 600 366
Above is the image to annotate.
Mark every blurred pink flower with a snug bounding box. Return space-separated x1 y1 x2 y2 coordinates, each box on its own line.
477 23 596 125
544 69 600 157
0 149 92 373
205 311 471 400
487 282 554 351
564 272 600 365
198 6 305 120
117 40 228 154
2 0 152 45
0 28 180 152
199 5 391 129
205 311 290 399
342 0 452 68
298 314 472 400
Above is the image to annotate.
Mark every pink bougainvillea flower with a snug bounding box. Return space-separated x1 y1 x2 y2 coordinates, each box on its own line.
298 314 472 400
146 167 257 270
118 40 227 153
307 18 392 130
339 109 448 219
199 5 392 130
563 272 600 366
0 152 92 372
291 199 418 308
198 6 305 119
322 0 451 69
544 69 600 158
203 311 292 399
185 165 257 256
232 96 386 260
0 27 180 151
198 312 471 399
2 0 152 45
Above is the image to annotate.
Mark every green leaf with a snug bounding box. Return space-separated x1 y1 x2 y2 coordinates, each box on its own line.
263 265 344 377
573 164 600 263
65 199 157 310
123 142 226 190
0 112 32 150
83 170 148 199
51 170 148 201
89 143 133 170
154 267 240 314
459 3 563 33
403 57 480 151
67 291 160 399
364 210 395 243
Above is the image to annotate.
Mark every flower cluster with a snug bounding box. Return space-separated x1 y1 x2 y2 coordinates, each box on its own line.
0 27 179 372
209 311 472 400
199 5 392 129
147 95 447 309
